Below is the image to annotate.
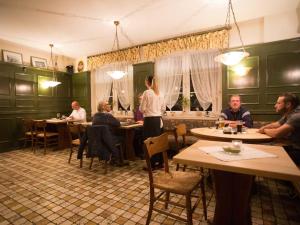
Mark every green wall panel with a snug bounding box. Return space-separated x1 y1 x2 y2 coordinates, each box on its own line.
0 62 73 151
223 38 300 122
133 62 154 107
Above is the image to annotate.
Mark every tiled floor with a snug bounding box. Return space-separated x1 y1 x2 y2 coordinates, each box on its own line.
0 148 300 225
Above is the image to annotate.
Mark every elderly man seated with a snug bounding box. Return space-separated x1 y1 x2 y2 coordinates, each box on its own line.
258 93 300 165
67 101 86 122
77 101 124 165
220 95 253 128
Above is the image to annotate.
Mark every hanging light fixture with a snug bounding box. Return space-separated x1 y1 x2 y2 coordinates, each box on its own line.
42 44 61 88
107 21 126 80
215 0 250 66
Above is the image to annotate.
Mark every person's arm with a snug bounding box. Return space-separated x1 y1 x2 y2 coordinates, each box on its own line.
242 112 253 128
264 123 294 138
67 110 74 120
140 92 148 114
258 122 281 133
79 109 86 122
107 114 121 127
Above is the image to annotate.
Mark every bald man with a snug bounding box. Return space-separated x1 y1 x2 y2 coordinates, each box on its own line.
67 101 86 122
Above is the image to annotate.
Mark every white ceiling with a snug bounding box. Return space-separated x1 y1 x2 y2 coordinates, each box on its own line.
0 0 299 58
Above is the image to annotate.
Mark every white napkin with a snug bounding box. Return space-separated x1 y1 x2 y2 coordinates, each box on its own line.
199 146 277 162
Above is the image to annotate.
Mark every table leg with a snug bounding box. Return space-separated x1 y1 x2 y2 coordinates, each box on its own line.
212 170 253 225
124 129 136 161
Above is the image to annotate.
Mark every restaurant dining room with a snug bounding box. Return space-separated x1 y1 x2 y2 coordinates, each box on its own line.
1 0 300 225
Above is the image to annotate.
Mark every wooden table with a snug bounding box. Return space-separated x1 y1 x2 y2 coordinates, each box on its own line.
173 140 300 225
80 122 143 161
191 127 273 143
34 119 70 150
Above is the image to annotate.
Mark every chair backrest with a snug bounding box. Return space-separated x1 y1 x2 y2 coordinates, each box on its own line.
34 120 47 134
22 119 34 134
86 125 114 160
67 123 82 143
144 133 170 178
174 123 187 150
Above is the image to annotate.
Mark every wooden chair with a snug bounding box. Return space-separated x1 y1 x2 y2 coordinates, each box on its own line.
34 120 59 154
67 123 83 167
22 119 35 150
144 133 207 225
173 124 189 171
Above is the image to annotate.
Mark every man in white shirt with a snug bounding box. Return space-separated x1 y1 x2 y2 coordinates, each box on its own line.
67 101 86 122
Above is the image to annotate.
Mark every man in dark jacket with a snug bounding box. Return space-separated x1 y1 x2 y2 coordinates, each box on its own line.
220 95 253 128
77 101 124 165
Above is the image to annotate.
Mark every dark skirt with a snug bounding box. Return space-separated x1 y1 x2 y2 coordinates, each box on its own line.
143 116 162 140
143 116 163 168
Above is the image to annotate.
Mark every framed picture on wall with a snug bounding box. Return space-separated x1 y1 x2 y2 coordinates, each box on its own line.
2 50 23 65
31 56 47 68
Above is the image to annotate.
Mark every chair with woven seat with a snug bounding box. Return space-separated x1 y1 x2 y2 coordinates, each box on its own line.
22 119 35 150
34 120 59 154
144 132 207 225
67 123 84 167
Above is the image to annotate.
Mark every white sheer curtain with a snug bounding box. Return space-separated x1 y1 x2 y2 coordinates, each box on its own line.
113 62 133 110
155 54 183 110
94 65 113 104
190 49 222 113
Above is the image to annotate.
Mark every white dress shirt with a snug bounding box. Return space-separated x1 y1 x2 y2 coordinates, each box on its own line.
140 89 163 117
69 107 86 122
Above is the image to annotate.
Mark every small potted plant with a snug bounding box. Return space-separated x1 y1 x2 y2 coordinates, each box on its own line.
181 96 190 113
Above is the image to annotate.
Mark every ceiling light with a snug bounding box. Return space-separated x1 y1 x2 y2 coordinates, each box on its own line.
215 0 250 66
107 21 126 80
42 44 61 88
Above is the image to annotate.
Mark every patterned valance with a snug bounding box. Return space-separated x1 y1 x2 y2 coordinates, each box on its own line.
88 29 228 69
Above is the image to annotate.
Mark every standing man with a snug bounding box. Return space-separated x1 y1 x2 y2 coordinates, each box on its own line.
258 93 300 165
220 95 253 128
67 101 86 122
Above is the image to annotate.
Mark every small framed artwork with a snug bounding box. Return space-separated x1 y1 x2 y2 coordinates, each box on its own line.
31 56 47 68
2 50 23 65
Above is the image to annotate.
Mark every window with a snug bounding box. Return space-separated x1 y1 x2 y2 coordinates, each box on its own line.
118 98 130 111
166 79 183 111
190 75 212 111
108 86 113 106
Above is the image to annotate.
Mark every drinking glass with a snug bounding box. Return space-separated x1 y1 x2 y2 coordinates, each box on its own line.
56 113 61 119
219 118 225 129
237 120 243 133
232 140 242 150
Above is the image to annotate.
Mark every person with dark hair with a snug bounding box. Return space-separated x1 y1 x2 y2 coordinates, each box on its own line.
258 92 300 165
220 95 253 128
140 75 164 169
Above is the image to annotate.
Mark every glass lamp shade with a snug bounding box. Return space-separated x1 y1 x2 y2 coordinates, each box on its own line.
215 51 249 66
107 70 126 80
42 80 62 88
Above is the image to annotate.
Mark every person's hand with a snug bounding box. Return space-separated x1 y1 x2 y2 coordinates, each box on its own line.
258 127 265 133
66 116 73 121
228 122 237 128
136 120 144 125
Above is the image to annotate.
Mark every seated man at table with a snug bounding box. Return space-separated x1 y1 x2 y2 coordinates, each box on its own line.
258 92 300 165
67 101 86 122
220 95 253 128
77 101 124 165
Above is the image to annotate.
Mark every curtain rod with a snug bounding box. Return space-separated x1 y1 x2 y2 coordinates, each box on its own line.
88 25 229 58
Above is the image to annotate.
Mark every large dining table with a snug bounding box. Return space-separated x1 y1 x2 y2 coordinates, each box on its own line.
173 139 300 225
190 127 273 143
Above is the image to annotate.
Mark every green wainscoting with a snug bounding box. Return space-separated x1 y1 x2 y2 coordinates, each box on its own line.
223 38 300 122
0 62 90 151
133 62 154 107
72 71 91 120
